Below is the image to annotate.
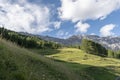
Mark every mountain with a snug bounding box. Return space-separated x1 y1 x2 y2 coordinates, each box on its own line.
38 35 120 51
19 32 120 50
74 35 120 51
1 30 120 80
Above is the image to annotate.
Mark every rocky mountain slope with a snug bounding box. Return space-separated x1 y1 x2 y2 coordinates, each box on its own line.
19 32 120 50
39 35 120 50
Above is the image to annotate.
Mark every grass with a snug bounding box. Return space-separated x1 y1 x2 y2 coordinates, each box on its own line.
1 38 120 80
31 48 120 80
0 39 79 80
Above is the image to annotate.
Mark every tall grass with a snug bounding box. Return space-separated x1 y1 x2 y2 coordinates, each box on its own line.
0 39 79 80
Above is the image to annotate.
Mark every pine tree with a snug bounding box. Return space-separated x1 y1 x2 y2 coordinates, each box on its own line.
81 39 107 56
108 50 114 58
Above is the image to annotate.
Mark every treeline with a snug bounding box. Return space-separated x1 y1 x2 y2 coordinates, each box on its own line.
81 39 107 57
108 50 120 59
0 27 61 49
81 39 120 59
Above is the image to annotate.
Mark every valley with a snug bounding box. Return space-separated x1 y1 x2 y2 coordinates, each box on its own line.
0 0 120 80
31 48 120 80
0 28 120 80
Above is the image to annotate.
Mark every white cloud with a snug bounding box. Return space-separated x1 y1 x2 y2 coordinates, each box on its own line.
56 30 71 39
59 0 120 22
75 22 90 33
57 30 64 36
0 0 52 34
53 21 61 29
100 24 116 37
90 33 96 35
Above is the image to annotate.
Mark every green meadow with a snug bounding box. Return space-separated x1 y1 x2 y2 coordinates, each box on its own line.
0 39 78 80
31 48 120 80
0 39 120 80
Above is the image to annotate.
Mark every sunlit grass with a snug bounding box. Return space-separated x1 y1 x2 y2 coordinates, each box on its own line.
47 48 120 67
33 48 120 80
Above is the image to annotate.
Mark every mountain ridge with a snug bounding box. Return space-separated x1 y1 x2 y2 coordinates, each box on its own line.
19 32 120 50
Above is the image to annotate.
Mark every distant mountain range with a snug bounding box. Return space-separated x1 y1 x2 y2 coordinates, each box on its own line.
19 32 120 51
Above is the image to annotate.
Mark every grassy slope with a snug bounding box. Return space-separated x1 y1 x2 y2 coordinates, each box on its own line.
31 48 120 80
0 39 79 80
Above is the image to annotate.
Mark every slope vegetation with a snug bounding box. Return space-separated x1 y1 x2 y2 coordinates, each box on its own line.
0 39 78 80
32 48 120 80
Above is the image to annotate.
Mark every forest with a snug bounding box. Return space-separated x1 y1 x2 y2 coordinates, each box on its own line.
81 39 120 59
0 27 61 49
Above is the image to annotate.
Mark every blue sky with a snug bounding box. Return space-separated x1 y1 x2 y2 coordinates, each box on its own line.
0 0 120 38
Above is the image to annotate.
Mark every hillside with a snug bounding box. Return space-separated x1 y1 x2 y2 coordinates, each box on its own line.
0 39 78 80
16 30 120 51
0 27 61 49
0 38 120 80
36 34 120 50
31 48 120 80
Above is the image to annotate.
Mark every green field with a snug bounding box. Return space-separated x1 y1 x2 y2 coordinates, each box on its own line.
1 38 120 80
31 48 120 80
0 39 79 80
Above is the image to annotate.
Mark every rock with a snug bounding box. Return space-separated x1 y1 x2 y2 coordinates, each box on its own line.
115 77 120 80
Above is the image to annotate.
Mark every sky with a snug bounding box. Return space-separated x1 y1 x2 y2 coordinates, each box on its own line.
0 0 120 39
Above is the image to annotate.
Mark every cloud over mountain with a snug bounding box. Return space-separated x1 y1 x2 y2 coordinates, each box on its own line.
75 22 90 33
100 24 116 37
